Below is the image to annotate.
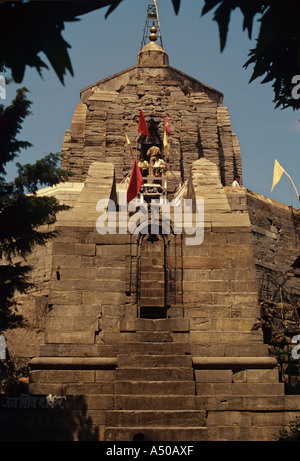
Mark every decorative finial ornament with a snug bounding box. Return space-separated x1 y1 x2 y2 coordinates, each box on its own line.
149 25 158 42
141 0 163 49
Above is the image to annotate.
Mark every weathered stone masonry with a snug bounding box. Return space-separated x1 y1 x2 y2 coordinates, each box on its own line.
2 40 300 442
61 42 242 187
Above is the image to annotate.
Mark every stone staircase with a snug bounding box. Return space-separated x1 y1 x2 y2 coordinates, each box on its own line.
104 318 208 441
27 314 294 441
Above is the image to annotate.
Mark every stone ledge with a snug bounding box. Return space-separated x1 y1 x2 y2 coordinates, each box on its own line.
104 426 208 442
199 395 300 411
192 356 278 369
119 318 190 332
29 357 117 370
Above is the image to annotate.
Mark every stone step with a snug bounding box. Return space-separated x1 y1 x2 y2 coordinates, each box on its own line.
44 331 95 344
63 383 115 395
195 395 300 412
117 342 191 355
44 305 100 317
141 271 166 280
141 257 164 264
29 357 117 372
119 318 190 332
28 382 115 397
117 354 192 368
140 297 165 307
189 330 264 344
196 383 285 396
29 371 115 391
116 367 194 381
140 266 164 274
114 395 198 410
119 331 189 343
191 343 269 357
104 426 208 442
29 382 69 395
105 410 206 427
141 281 165 290
140 289 165 298
189 318 262 331
135 331 186 342
206 425 285 442
141 263 164 271
45 316 98 331
39 344 100 357
115 380 196 395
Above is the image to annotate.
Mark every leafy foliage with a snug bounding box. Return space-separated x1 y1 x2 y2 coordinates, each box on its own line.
201 0 300 110
0 1 182 84
202 1 263 51
2 0 299 110
0 88 32 174
0 350 28 394
0 87 70 331
277 416 300 440
0 1 115 83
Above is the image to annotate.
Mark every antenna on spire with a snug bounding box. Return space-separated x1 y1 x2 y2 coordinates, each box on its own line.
141 0 163 49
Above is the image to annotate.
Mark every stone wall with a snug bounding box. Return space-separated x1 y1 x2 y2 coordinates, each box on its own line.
61 43 242 187
226 187 300 359
3 239 53 372
246 190 300 304
2 42 300 442
2 183 84 372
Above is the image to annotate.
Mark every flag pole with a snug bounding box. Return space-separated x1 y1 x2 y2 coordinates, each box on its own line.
124 131 135 159
153 0 163 49
272 159 300 201
284 171 300 201
134 134 139 160
163 130 169 161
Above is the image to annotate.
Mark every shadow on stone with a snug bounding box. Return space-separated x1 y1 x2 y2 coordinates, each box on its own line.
0 394 99 441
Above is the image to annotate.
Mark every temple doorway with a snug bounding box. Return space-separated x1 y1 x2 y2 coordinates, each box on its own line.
138 234 166 318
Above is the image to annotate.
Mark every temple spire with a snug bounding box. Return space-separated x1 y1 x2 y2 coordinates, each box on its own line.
141 0 163 49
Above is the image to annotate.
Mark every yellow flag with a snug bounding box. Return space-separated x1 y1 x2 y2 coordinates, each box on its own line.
125 132 131 146
271 159 285 192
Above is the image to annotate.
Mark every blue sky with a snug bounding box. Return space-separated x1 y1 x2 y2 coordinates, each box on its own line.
3 0 300 208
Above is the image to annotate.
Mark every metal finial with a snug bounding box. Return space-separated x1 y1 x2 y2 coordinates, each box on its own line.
141 0 163 49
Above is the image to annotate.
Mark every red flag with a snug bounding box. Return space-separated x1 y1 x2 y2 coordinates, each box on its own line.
127 158 144 203
165 112 170 136
138 110 150 139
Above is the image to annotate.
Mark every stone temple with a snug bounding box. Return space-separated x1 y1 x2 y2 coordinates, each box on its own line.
2 6 300 441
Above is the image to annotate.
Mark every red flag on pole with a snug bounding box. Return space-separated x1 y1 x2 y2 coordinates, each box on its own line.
138 110 150 139
127 158 144 203
165 112 170 136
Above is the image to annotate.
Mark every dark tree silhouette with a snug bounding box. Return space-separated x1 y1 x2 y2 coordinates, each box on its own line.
0 86 70 330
